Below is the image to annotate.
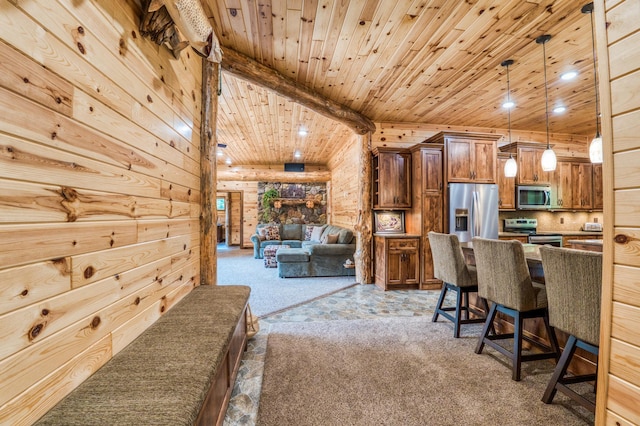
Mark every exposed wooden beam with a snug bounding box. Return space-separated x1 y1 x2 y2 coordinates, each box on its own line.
200 60 218 285
220 48 376 135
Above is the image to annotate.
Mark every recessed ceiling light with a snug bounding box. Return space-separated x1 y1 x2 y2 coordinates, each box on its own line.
553 106 567 113
560 71 578 81
294 151 302 159
298 128 308 136
217 151 224 156
225 158 232 165
502 100 515 109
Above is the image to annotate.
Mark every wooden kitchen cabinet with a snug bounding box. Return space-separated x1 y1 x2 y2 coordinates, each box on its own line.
571 162 593 210
550 161 573 209
446 138 497 183
374 235 420 290
406 145 444 290
592 163 603 211
422 131 500 184
500 142 554 185
497 153 516 210
372 147 411 209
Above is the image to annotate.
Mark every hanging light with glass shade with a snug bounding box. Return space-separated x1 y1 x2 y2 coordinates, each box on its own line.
536 34 557 172
582 2 603 164
501 59 518 178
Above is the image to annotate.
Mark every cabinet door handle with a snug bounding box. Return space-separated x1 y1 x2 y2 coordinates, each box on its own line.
439 182 443 191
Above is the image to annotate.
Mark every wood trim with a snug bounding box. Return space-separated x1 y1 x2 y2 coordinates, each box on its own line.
200 60 218 286
220 48 375 135
594 0 614 422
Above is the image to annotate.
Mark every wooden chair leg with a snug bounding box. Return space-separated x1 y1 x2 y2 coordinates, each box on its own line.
432 284 448 322
513 311 524 381
475 303 498 354
454 286 463 338
543 312 560 361
542 335 578 404
462 291 470 320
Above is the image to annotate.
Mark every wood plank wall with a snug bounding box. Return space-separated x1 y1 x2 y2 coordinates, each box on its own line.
328 133 360 230
595 0 640 423
0 1 202 423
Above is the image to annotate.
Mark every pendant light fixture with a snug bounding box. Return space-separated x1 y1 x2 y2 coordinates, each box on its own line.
582 2 603 164
536 34 557 172
501 59 517 178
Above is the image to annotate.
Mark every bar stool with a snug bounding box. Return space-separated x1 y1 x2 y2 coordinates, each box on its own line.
539 246 602 412
472 237 560 381
428 232 489 338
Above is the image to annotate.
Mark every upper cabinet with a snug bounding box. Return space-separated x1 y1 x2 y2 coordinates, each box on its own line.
500 143 552 185
571 162 593 210
593 164 603 210
500 142 602 212
497 153 516 210
372 147 411 209
422 132 500 184
550 161 573 209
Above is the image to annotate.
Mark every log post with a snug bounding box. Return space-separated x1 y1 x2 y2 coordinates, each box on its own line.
354 132 373 284
200 60 219 285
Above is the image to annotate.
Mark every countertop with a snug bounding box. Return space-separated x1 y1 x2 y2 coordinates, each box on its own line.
499 231 603 237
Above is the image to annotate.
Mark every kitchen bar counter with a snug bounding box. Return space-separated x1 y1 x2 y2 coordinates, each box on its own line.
567 239 603 252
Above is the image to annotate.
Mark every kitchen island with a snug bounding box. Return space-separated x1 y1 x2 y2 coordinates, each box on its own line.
567 239 603 252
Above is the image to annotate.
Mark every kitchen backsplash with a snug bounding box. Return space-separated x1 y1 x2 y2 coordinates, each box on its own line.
499 211 604 232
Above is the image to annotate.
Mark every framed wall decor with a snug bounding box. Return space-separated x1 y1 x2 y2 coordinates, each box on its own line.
374 211 405 234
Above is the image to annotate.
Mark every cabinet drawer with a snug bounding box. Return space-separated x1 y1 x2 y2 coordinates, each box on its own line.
388 239 419 250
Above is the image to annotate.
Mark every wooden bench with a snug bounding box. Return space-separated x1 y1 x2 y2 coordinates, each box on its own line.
34 285 251 426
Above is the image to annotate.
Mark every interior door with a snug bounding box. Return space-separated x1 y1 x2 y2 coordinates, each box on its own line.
227 191 243 246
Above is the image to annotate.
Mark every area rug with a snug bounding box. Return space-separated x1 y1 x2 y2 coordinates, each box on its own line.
257 317 595 426
217 247 357 317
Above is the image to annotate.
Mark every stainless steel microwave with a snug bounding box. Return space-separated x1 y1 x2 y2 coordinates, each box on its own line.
517 185 551 210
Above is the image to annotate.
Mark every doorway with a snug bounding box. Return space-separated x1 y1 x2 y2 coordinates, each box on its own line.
217 191 243 247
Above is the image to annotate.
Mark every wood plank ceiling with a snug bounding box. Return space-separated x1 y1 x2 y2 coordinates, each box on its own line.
201 0 599 167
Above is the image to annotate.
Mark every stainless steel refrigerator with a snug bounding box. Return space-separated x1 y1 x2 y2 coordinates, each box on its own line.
448 183 499 242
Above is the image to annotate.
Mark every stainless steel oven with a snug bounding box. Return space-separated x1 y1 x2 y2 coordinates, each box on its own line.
527 234 563 247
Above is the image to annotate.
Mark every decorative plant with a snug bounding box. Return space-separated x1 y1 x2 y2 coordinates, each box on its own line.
261 188 279 222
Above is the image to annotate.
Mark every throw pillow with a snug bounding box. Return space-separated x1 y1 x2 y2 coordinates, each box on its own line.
265 225 280 241
321 233 339 244
310 225 325 242
304 226 315 241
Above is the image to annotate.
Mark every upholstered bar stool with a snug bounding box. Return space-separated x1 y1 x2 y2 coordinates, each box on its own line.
428 232 489 338
472 237 559 381
539 246 602 412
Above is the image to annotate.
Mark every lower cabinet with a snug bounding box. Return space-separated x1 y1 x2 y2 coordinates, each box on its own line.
374 235 420 290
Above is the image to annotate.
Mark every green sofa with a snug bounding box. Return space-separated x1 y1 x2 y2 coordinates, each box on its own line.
250 224 356 278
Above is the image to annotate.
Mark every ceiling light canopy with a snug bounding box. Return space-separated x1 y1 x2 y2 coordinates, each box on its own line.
582 1 603 164
501 59 517 178
536 34 557 172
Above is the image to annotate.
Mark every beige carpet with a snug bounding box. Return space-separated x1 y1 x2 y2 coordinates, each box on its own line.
217 247 357 317
257 317 595 426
